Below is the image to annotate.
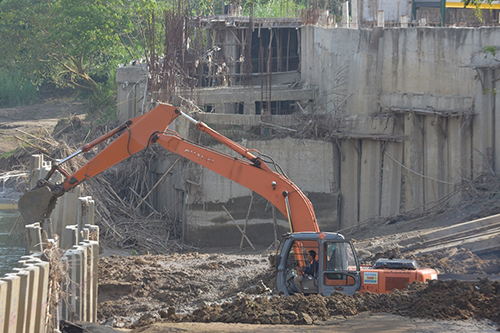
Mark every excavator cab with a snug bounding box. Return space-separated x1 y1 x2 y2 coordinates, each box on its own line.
276 232 361 296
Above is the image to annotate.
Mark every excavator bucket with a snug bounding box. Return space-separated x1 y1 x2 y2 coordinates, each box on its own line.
18 185 58 224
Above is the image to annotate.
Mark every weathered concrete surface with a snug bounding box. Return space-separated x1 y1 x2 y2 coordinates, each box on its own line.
301 26 500 227
183 138 337 246
116 26 500 245
179 84 314 115
115 64 147 122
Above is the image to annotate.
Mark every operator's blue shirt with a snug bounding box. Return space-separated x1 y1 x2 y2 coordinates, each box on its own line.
303 259 318 278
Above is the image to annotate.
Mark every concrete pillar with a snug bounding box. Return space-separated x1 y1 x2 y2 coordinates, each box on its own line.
423 116 440 208
377 10 384 28
25 223 43 253
11 269 32 333
472 69 494 178
64 250 77 321
342 2 350 28
77 197 94 243
89 241 99 322
29 155 43 189
381 141 403 216
1 274 20 333
359 140 381 221
40 218 53 240
351 0 358 29
54 186 81 247
67 247 85 321
17 264 39 333
494 69 500 174
63 226 78 249
77 244 89 322
0 281 7 332
49 172 65 238
59 256 69 322
339 140 360 228
400 15 408 28
82 242 93 322
81 241 97 322
448 116 471 205
81 228 89 241
116 65 148 122
85 225 99 242
403 113 424 212
18 257 49 333
86 198 95 226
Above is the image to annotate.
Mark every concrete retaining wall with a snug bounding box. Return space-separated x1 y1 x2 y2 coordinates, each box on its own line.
302 26 500 228
1 155 99 332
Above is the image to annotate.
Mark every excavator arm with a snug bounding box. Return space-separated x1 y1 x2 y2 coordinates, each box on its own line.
19 103 319 234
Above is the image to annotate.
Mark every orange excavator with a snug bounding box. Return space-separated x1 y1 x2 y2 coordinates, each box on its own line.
18 103 437 295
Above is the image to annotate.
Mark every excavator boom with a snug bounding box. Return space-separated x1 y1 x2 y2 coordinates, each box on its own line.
19 103 319 234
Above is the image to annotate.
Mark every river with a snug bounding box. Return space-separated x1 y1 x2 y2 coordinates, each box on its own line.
0 196 25 277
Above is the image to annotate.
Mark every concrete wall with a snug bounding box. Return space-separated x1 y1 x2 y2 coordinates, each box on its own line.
179 137 338 247
302 26 500 228
116 26 500 246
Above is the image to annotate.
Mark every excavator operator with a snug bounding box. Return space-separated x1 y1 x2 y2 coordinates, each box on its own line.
294 250 319 293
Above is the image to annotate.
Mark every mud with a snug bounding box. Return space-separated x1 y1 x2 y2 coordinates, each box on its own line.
97 252 274 328
97 248 500 330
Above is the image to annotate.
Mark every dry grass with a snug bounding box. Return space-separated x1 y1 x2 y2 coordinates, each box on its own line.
2 120 194 255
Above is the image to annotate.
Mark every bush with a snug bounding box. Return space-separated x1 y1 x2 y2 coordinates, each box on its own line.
0 70 38 107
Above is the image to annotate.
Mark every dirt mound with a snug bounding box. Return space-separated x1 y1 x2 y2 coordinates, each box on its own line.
97 252 273 328
169 279 500 326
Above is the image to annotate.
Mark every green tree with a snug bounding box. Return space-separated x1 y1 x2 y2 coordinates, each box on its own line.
0 0 156 97
462 0 494 21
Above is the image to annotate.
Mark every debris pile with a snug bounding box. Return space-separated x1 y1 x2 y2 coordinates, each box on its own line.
175 279 500 325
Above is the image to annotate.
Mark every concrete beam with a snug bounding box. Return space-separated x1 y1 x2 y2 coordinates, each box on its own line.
380 93 474 112
183 85 314 107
